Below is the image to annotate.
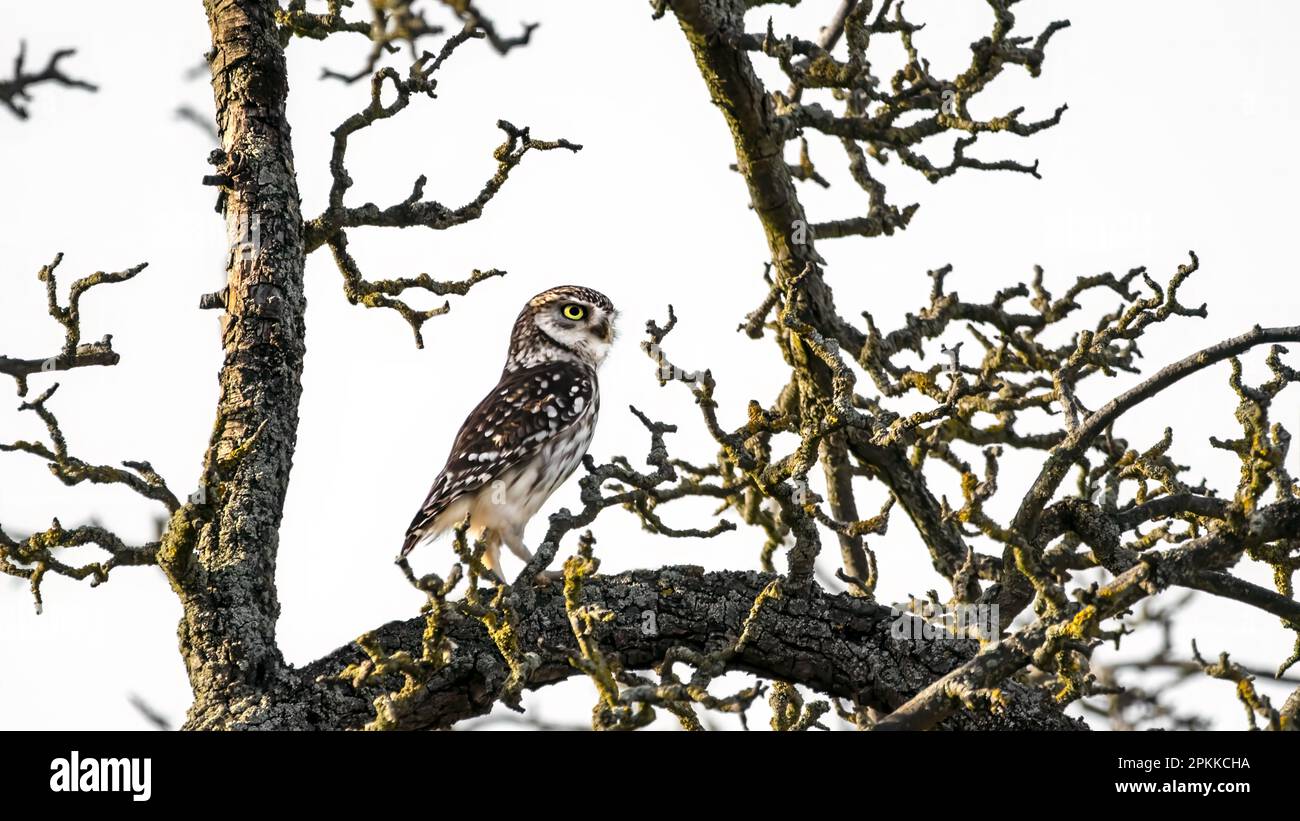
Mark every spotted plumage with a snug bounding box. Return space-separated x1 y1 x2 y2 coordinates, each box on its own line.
402 285 617 580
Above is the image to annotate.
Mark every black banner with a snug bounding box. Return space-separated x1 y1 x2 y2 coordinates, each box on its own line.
4 729 1289 808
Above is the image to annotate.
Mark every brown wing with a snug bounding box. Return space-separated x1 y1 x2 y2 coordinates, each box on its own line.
401 360 596 555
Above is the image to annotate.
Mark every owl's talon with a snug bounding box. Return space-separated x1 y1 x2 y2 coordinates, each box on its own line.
533 569 565 587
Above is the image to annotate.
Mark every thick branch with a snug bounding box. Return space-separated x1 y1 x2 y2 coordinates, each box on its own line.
298 565 1084 730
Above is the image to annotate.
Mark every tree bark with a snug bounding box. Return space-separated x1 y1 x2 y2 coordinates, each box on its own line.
298 566 1084 730
174 0 308 730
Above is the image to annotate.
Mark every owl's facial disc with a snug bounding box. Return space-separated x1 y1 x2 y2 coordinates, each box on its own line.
534 294 617 367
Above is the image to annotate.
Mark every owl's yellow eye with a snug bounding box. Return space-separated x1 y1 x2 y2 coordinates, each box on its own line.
561 304 586 321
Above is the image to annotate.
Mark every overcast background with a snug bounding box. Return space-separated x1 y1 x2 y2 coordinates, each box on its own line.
2 1 1297 730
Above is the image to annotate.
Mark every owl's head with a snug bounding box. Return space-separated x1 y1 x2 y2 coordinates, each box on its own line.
508 285 618 370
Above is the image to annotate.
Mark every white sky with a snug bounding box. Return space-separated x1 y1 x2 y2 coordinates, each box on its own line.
1 0 1297 730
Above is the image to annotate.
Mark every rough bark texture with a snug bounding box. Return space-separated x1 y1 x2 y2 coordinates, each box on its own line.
298 566 1083 730
173 0 308 730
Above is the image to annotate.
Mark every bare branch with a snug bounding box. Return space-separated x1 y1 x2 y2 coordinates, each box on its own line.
0 41 96 120
434 0 537 55
0 253 148 396
875 498 1300 730
325 231 504 348
293 35 578 344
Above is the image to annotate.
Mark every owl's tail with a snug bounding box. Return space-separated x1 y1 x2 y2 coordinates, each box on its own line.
399 527 426 560
399 504 440 559
400 474 455 561
400 484 451 560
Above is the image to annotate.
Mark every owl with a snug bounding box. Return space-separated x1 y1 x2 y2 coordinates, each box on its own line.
401 285 618 581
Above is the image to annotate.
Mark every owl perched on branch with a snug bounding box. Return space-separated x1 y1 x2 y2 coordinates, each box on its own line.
401 285 618 581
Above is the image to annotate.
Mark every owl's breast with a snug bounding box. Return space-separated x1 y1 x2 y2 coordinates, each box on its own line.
485 398 599 530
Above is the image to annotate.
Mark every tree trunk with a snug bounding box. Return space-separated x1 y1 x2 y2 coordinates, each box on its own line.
175 0 307 730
